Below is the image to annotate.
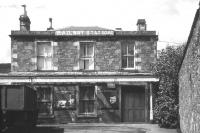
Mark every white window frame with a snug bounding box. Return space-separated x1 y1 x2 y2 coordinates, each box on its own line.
122 43 135 69
79 41 95 70
36 41 54 71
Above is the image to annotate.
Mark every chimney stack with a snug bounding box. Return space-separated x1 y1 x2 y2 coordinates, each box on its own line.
137 19 146 31
47 18 54 31
19 5 31 31
115 28 122 31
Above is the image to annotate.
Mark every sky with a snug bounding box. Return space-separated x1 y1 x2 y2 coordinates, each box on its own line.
0 0 199 63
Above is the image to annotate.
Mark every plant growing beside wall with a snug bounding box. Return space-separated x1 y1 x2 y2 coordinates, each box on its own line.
153 44 185 128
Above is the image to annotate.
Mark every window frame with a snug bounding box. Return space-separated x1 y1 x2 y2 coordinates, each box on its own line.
121 43 135 69
79 41 95 70
36 86 54 117
36 41 54 71
77 85 97 117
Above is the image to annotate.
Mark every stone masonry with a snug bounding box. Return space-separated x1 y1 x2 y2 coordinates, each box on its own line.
11 37 156 73
179 8 200 133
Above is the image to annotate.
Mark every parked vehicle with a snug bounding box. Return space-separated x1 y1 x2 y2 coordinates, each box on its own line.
0 85 38 131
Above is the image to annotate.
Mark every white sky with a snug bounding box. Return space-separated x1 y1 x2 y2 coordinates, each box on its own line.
0 0 199 63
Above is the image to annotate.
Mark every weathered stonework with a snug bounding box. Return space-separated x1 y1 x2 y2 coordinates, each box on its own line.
95 41 121 71
136 40 156 72
55 41 79 71
11 39 36 72
11 37 157 73
179 9 200 133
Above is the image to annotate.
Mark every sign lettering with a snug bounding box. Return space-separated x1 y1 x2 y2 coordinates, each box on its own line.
55 30 114 36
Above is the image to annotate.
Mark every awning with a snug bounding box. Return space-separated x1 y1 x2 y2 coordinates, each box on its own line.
0 76 159 85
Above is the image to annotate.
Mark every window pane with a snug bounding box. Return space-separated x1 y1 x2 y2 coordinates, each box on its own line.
37 42 51 56
80 87 94 100
88 59 94 70
37 57 53 70
79 42 94 70
79 101 85 113
128 44 134 55
37 87 51 101
37 102 52 114
79 86 95 114
88 101 94 112
122 56 127 68
84 60 89 70
45 58 52 70
87 44 93 57
80 44 93 57
80 59 90 70
45 45 52 57
37 87 52 115
80 44 85 58
38 44 45 56
128 56 134 67
37 42 53 70
79 60 84 70
37 57 45 70
79 101 94 113
121 44 127 55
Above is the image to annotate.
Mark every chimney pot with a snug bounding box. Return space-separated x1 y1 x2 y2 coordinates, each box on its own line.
115 28 122 31
47 18 54 31
19 5 31 31
137 19 147 31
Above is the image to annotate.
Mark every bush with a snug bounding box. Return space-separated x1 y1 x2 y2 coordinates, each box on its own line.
153 45 185 128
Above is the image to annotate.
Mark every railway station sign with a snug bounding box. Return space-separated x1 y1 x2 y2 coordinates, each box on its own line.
55 30 114 36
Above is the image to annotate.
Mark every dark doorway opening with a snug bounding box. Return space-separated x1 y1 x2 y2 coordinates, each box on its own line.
122 85 145 122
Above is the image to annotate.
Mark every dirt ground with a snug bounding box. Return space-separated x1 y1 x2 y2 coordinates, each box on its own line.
2 123 178 133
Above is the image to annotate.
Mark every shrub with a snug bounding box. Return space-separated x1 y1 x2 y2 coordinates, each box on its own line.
153 45 185 128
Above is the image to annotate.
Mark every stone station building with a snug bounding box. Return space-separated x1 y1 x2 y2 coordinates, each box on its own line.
0 6 158 124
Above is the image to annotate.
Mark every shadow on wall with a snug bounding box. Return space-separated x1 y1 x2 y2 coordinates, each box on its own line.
101 110 120 122
97 94 120 122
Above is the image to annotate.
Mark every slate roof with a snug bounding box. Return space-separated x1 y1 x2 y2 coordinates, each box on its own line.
56 26 113 31
115 31 156 36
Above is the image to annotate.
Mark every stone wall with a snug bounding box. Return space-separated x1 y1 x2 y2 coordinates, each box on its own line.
95 41 121 71
179 10 200 133
11 39 36 71
136 40 157 72
11 37 157 72
55 41 79 71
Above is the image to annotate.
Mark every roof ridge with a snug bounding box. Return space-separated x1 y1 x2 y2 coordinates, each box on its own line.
55 26 113 31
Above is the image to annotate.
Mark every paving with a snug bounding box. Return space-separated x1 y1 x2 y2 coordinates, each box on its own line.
3 123 178 133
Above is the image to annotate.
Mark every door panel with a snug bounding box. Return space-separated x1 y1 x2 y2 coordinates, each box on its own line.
122 86 145 122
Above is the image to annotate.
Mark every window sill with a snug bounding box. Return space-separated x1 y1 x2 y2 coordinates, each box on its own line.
36 70 56 72
122 68 136 70
77 113 97 118
79 69 94 71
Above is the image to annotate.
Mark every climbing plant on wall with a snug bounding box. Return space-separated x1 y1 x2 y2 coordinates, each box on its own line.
153 44 185 128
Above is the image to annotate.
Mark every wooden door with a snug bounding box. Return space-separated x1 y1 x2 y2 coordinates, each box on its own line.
122 86 145 122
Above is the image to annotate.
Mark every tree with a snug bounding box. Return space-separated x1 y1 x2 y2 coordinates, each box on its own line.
153 44 185 128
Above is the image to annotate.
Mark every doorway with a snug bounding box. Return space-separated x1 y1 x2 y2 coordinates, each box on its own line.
122 85 145 122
